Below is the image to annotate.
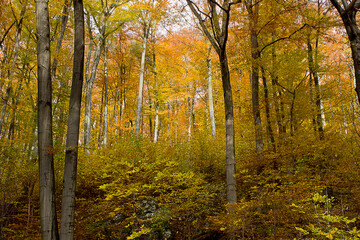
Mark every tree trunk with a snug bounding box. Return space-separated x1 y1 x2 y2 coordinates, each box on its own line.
261 67 275 152
103 41 109 147
207 47 216 139
84 12 94 93
187 95 192 140
84 37 104 146
60 0 84 238
153 105 159 143
307 35 324 140
36 0 59 238
135 25 150 134
330 0 360 105
51 0 72 80
246 0 264 154
185 0 238 208
220 51 237 205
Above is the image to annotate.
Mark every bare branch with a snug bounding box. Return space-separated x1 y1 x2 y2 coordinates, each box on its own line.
0 21 16 48
259 24 309 55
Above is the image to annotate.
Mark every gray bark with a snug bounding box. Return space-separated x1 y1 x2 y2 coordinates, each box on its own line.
135 24 150 134
51 0 72 80
186 0 238 206
36 0 59 238
60 0 85 238
84 37 103 146
207 46 216 139
103 41 109 146
307 35 324 140
153 50 160 143
246 0 264 154
261 67 276 152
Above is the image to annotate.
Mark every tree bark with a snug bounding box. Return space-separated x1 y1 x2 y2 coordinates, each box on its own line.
207 46 216 139
307 35 324 140
135 25 150 134
330 0 360 105
84 37 104 146
51 0 72 80
60 0 84 238
186 0 238 207
153 50 160 143
103 41 109 147
246 0 264 154
36 0 59 238
261 67 276 152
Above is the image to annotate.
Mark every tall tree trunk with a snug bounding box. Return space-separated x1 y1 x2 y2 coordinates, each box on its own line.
135 25 150 134
220 51 237 205
153 105 159 143
270 44 284 142
246 0 264 154
51 0 72 80
330 0 360 105
84 12 93 93
186 0 238 208
103 41 109 147
153 50 160 143
84 38 104 146
60 0 84 238
307 35 324 140
207 46 216 139
187 95 192 141
261 67 275 152
36 0 59 238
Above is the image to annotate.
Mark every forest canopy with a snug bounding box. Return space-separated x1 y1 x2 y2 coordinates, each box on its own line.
1 0 360 239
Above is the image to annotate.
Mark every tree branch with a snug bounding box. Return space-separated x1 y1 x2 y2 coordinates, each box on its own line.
329 0 345 14
0 21 16 48
259 23 309 55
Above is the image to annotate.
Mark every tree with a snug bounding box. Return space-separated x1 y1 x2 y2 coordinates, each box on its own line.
329 0 360 104
59 0 85 238
185 0 240 206
84 1 121 147
207 44 216 139
36 0 59 238
245 0 264 154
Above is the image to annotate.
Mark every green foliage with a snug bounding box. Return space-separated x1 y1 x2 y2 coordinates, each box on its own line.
295 193 360 239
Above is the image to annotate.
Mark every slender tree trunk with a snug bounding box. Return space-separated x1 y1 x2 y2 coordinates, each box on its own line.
135 25 150 134
84 13 93 93
246 1 264 154
84 38 104 146
153 105 159 143
51 0 72 80
270 44 283 142
207 46 216 139
98 84 104 147
185 0 237 209
307 35 324 140
36 0 59 238
103 41 109 147
153 50 160 143
261 67 275 152
220 51 237 205
187 95 192 141
60 0 84 238
192 99 196 132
